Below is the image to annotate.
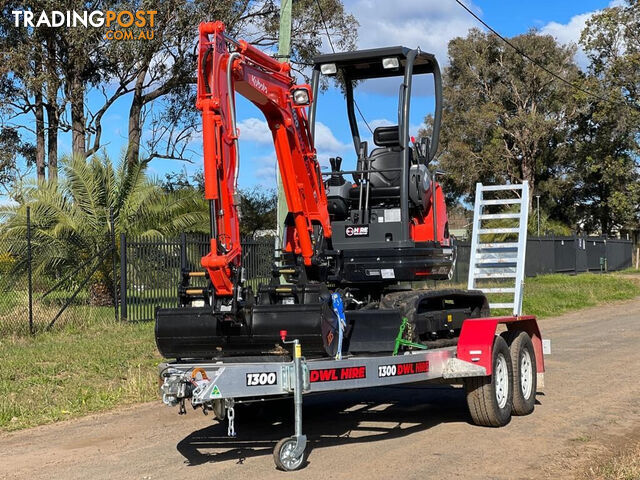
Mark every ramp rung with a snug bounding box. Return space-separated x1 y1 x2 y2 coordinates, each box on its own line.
478 228 520 234
477 242 519 249
480 288 516 293
480 199 522 206
476 257 518 264
490 302 515 309
475 266 517 274
480 185 523 191
479 213 521 220
473 272 517 279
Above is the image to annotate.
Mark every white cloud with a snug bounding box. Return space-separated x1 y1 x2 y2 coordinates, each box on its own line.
237 117 273 143
337 0 480 96
540 12 592 69
253 153 278 185
346 0 479 64
540 1 621 70
314 122 352 153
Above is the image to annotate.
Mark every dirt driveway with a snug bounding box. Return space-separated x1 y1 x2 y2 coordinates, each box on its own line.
1 297 639 480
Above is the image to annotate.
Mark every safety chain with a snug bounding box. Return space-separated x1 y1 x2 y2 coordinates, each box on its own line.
227 405 236 437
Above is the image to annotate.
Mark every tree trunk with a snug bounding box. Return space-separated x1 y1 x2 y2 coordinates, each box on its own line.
46 101 58 182
45 37 59 181
34 91 46 182
125 68 147 165
70 75 86 159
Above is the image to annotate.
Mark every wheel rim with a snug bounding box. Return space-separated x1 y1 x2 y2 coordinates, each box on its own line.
495 353 509 409
520 349 533 399
280 440 303 470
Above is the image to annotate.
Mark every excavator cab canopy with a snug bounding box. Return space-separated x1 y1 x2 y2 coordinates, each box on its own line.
309 46 443 164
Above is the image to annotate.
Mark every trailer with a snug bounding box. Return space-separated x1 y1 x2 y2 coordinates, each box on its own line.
159 314 544 471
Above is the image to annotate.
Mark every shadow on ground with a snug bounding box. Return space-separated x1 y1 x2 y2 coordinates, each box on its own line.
176 384 472 467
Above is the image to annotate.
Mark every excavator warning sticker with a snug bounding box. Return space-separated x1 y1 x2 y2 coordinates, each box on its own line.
377 361 429 378
309 366 366 383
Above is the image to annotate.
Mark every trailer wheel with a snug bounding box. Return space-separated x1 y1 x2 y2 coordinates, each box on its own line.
464 335 513 427
273 437 306 471
506 331 537 416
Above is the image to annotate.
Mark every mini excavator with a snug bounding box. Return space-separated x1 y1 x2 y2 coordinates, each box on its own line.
155 22 489 360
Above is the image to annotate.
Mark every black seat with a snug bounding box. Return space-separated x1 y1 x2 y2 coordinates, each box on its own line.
368 126 402 188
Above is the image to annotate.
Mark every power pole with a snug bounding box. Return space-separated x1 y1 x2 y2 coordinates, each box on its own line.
276 0 292 254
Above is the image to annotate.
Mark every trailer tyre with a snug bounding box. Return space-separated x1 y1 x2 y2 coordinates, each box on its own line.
464 335 513 427
274 437 306 471
505 331 537 416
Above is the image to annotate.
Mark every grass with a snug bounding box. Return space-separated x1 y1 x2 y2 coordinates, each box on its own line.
0 320 160 432
583 441 640 480
617 267 640 275
1 272 639 433
520 273 640 318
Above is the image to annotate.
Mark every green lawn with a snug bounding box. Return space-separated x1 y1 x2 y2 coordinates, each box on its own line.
1 272 639 432
0 320 159 431
521 273 640 318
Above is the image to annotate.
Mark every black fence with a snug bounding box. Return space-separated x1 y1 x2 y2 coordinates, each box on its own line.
120 234 274 322
449 235 633 284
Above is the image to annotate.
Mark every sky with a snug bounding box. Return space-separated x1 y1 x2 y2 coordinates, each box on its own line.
4 0 621 200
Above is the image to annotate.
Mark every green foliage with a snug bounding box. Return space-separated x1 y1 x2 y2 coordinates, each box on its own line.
0 128 35 193
574 0 640 234
160 170 277 237
239 186 277 237
527 211 572 236
434 15 640 235
435 29 581 210
0 154 208 291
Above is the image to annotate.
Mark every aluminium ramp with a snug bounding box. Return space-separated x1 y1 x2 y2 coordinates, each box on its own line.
467 182 530 315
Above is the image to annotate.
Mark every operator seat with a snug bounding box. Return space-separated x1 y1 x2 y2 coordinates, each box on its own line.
368 125 403 188
347 125 404 206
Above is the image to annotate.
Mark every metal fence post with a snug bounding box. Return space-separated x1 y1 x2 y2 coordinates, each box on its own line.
110 208 118 322
27 206 34 335
120 233 127 321
180 232 187 272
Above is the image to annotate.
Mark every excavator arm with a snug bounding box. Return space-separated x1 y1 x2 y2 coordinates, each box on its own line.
196 21 331 297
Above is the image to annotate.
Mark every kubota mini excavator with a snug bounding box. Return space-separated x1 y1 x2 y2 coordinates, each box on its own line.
155 21 489 360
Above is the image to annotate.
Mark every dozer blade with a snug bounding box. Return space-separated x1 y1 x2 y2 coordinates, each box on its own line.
155 302 338 360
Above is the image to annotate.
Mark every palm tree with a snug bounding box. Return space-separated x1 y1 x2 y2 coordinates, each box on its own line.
0 154 208 304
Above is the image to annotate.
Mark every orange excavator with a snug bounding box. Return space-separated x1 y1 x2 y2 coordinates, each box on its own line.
155 21 488 360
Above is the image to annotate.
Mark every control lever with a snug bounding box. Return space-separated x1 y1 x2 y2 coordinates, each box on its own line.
411 136 430 165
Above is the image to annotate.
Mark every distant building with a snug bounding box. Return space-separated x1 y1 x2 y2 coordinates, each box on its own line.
447 208 471 240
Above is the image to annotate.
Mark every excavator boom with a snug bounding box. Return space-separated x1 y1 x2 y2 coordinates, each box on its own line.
196 21 331 297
